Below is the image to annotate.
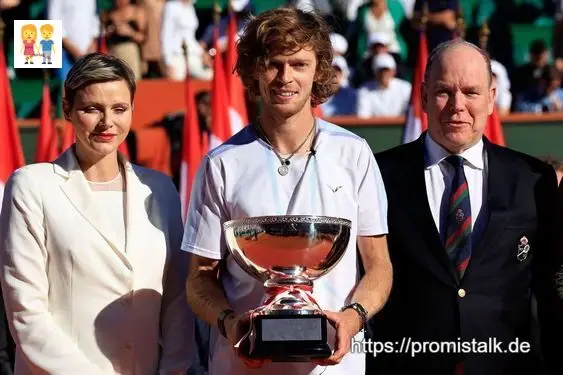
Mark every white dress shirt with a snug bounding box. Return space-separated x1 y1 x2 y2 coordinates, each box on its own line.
424 134 488 240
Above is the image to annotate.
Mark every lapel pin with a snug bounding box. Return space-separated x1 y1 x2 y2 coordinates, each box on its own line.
517 236 530 262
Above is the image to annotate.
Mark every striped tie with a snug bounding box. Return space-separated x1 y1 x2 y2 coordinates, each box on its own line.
444 155 472 278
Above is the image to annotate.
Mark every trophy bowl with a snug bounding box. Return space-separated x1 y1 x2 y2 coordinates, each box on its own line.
223 215 352 362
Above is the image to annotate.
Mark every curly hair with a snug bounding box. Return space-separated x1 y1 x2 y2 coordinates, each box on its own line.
235 6 336 107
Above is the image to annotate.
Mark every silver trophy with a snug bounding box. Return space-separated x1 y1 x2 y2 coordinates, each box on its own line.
223 215 351 362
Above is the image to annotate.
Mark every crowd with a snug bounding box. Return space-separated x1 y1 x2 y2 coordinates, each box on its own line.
3 0 563 119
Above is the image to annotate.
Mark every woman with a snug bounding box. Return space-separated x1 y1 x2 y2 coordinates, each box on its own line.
0 53 194 374
20 23 38 64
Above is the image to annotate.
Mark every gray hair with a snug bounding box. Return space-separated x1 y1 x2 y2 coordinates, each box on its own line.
423 39 493 87
63 52 137 108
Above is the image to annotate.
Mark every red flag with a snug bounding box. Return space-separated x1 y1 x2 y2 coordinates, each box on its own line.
402 31 428 143
99 38 108 54
60 121 75 152
35 81 59 162
0 39 25 209
225 11 248 135
484 105 505 146
210 24 232 149
118 139 130 158
179 73 203 221
98 27 109 54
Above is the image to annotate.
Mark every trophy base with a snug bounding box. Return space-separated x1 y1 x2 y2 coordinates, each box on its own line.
246 314 331 362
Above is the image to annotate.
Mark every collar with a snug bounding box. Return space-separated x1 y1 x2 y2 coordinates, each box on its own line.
53 145 135 178
424 133 485 170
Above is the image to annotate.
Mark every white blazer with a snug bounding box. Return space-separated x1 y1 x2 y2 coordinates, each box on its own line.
0 148 195 375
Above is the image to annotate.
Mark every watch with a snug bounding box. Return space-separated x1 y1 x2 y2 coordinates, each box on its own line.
341 302 368 327
217 309 235 338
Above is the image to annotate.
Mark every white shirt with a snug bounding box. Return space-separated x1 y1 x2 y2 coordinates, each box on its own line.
161 0 203 65
424 134 488 239
182 119 388 375
399 0 416 18
357 77 412 117
48 0 100 53
90 190 126 252
492 60 512 112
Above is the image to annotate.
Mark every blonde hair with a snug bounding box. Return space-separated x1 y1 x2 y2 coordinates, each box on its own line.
236 7 336 106
40 24 54 33
21 24 37 39
64 53 137 109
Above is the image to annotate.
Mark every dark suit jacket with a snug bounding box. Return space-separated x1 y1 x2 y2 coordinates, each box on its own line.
0 289 14 375
366 134 563 375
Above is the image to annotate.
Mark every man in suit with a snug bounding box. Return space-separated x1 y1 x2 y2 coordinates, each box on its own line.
366 39 563 375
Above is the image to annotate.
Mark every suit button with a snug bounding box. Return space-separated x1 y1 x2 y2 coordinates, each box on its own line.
458 288 466 298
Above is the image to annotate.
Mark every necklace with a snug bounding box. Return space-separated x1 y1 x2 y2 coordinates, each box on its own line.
255 119 316 176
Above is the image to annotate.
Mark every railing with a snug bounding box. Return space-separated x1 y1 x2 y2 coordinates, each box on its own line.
16 112 563 129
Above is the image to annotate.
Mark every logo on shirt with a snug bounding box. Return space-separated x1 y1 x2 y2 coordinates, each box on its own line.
13 20 62 69
328 184 343 193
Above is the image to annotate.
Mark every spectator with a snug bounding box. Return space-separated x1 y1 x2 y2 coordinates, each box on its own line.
138 0 166 78
412 0 457 53
329 33 352 82
292 0 351 30
367 32 392 56
555 0 563 76
515 65 563 113
491 59 512 115
102 0 147 81
321 55 358 116
161 0 212 81
512 39 550 105
356 0 401 56
353 31 407 85
330 33 349 57
357 53 411 117
339 0 367 23
47 0 100 81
